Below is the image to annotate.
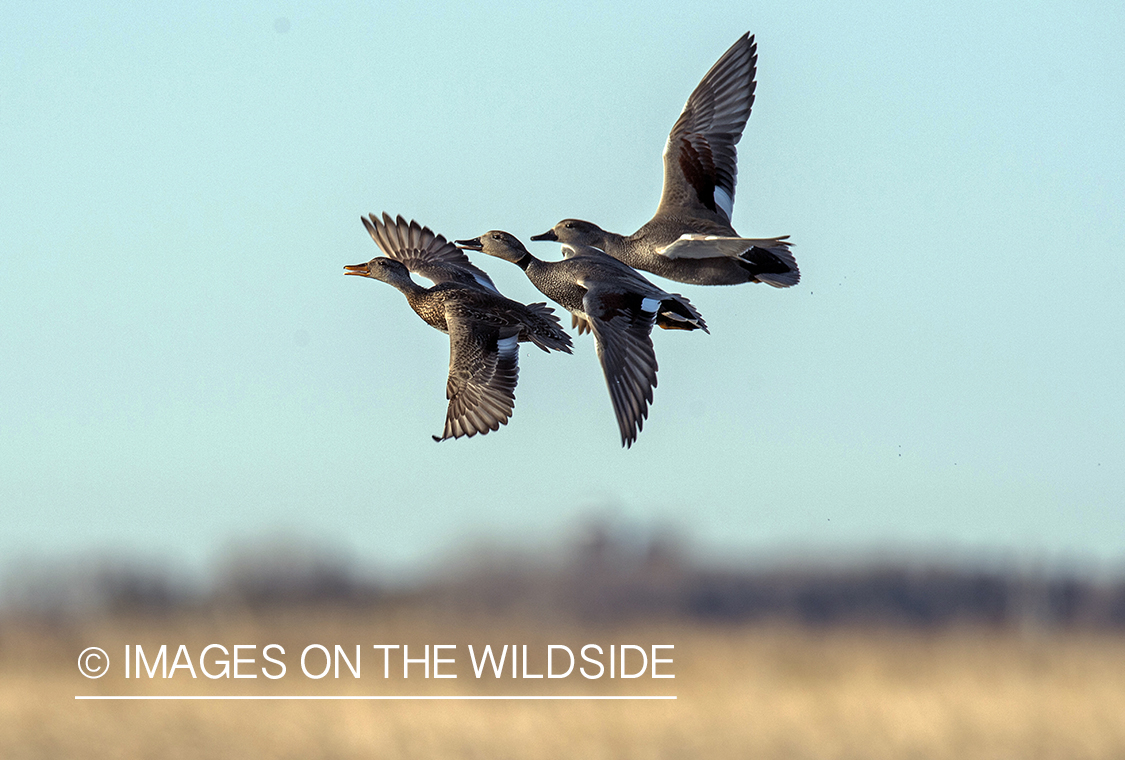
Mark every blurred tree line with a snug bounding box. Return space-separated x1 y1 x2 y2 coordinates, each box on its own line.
4 521 1124 629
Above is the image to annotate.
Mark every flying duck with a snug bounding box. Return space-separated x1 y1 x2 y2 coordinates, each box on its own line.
345 214 572 441
533 33 798 288
456 230 706 448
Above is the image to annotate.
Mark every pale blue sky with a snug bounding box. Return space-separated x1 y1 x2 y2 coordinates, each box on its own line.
2 1 1123 577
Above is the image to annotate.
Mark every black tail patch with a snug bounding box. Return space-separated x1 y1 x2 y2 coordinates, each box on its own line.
737 246 792 276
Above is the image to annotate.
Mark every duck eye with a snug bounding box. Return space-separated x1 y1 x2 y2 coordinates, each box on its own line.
492 233 501 240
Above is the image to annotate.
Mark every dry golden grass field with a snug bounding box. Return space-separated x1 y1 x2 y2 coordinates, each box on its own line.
2 608 1124 759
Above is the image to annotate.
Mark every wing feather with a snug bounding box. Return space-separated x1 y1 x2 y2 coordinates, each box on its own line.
657 33 757 222
435 316 520 441
362 213 502 294
582 288 660 448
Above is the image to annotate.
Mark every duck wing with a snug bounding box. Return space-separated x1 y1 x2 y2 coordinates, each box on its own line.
363 213 502 294
581 287 661 448
435 314 520 441
656 33 757 223
656 233 798 287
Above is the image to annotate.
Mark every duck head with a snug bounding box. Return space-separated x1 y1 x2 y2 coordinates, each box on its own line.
455 231 531 265
530 219 608 247
343 256 415 287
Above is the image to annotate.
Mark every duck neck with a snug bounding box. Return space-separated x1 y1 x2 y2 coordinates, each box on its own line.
394 278 428 303
513 250 536 271
521 257 556 292
602 229 628 253
596 229 636 266
604 229 627 246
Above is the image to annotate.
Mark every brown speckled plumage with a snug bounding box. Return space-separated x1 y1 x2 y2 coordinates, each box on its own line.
345 214 571 441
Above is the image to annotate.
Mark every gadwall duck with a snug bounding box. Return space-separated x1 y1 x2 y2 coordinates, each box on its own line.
456 231 706 448
346 214 572 441
533 33 798 288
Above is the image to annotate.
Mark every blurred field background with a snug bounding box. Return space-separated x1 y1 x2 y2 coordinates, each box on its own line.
3 521 1125 759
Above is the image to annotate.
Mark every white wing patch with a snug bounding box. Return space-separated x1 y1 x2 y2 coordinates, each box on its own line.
472 272 501 295
497 334 519 360
657 234 791 261
714 187 734 221
640 297 661 314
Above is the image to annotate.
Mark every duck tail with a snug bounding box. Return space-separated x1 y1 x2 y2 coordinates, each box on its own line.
738 236 800 287
657 294 709 334
524 302 574 353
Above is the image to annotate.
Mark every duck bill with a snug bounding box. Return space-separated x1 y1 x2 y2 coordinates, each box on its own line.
529 230 558 242
343 262 371 276
454 237 483 251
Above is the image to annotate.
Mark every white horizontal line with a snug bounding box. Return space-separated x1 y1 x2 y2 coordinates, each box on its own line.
75 695 676 701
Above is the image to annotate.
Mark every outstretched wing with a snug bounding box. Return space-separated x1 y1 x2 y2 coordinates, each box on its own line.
362 213 501 294
582 287 661 448
435 314 520 441
656 33 757 223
